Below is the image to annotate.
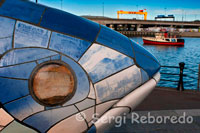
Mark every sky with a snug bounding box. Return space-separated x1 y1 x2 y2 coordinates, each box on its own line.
30 0 200 21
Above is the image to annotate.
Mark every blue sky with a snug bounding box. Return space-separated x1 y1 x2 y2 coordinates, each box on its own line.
30 0 200 21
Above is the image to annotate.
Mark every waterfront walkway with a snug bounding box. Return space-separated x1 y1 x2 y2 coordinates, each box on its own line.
108 87 200 133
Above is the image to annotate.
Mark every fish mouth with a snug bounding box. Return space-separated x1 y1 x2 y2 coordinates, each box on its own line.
131 40 161 78
88 72 160 133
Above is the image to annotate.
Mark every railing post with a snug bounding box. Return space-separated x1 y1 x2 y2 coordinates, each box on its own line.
177 62 185 91
0 102 2 108
198 64 200 91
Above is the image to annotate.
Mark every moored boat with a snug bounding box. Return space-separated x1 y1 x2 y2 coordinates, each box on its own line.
143 33 184 46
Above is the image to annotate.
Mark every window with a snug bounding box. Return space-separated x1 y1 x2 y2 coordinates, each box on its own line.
29 61 76 106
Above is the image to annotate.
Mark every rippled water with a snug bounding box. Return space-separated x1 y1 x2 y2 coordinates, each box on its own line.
130 37 200 90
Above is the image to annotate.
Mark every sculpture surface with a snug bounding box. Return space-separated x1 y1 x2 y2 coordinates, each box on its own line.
0 0 160 132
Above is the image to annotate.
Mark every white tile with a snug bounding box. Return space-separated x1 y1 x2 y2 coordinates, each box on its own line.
49 32 91 61
96 100 119 117
48 113 88 133
14 21 50 48
88 82 96 99
95 65 142 103
76 99 95 111
80 107 95 123
23 105 78 132
79 43 134 83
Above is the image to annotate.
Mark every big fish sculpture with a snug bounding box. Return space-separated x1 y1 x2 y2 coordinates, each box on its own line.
0 0 160 132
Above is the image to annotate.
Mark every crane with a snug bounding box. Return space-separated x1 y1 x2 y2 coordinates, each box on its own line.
117 9 148 20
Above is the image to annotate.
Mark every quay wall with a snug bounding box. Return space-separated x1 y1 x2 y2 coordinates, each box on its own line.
119 31 200 37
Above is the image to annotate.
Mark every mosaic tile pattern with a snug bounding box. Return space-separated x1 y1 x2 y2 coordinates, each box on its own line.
4 95 44 121
0 16 15 54
0 0 160 132
1 121 37 133
40 8 100 42
23 105 78 132
135 51 160 77
0 0 45 24
48 113 88 133
62 56 90 106
0 48 57 67
96 25 135 58
79 43 134 83
95 65 142 103
141 68 149 83
131 40 159 63
49 32 91 61
0 62 36 79
14 21 51 48
0 78 29 104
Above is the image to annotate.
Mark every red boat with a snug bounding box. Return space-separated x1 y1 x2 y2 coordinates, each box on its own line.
143 33 184 46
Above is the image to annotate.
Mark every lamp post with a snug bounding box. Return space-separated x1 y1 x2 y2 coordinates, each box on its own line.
136 5 138 19
61 0 63 9
102 2 104 17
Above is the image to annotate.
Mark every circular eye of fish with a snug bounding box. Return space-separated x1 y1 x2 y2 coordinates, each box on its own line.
29 61 77 107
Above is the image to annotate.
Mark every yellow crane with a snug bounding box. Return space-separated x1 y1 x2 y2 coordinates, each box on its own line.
117 9 148 20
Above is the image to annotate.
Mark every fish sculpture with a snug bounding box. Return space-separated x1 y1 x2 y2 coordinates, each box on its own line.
0 0 160 132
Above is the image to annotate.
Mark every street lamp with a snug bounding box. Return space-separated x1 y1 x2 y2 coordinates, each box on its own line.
61 0 63 9
102 2 104 17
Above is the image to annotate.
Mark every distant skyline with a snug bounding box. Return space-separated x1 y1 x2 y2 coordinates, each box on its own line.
30 0 200 21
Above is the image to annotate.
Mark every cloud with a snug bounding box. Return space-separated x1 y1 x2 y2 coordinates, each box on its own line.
154 9 200 15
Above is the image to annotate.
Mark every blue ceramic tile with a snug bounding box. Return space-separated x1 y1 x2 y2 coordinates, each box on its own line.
49 32 91 61
14 22 51 48
40 8 100 42
0 48 57 67
61 56 90 106
50 54 61 60
0 16 15 37
4 96 44 121
96 25 135 58
37 57 50 64
0 62 36 79
88 125 97 133
0 16 15 54
45 105 62 111
0 0 45 24
23 105 78 132
135 52 160 77
141 69 149 83
95 65 142 103
79 44 134 83
131 40 159 63
0 38 12 55
0 78 29 104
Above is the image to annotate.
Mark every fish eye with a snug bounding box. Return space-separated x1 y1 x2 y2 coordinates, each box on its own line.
29 61 77 107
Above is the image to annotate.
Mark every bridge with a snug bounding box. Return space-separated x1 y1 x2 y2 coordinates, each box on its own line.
83 16 200 37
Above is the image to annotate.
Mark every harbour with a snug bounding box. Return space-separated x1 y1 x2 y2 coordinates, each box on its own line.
84 16 200 37
1 0 200 133
130 37 200 90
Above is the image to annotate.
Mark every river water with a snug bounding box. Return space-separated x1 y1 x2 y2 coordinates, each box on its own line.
130 37 200 90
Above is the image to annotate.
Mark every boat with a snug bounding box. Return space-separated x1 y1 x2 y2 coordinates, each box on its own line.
143 33 185 46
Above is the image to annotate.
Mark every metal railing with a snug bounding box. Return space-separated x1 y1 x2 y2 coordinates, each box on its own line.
159 62 200 91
